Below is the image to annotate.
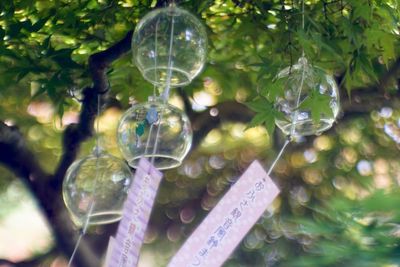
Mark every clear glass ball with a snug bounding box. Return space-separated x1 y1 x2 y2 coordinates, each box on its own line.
274 57 340 137
62 149 133 226
117 96 192 170
132 5 207 87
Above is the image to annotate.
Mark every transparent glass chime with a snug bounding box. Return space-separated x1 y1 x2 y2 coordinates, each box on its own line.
63 146 132 226
117 96 192 170
274 57 340 137
132 5 207 87
118 5 207 170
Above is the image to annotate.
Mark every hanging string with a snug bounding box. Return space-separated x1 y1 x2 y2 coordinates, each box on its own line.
143 5 176 160
263 0 306 176
266 139 290 176
162 5 176 102
266 57 306 176
153 17 160 97
301 0 305 57
302 0 305 30
144 16 162 156
148 5 176 165
95 94 101 154
68 93 102 267
294 0 306 139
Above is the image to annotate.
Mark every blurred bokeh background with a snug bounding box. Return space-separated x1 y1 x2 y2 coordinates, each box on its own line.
0 0 399 266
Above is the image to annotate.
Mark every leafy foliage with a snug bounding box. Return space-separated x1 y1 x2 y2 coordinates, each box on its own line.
299 89 334 123
246 97 286 137
0 0 399 266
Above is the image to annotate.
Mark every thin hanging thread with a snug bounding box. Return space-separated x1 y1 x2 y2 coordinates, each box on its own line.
144 16 161 156
267 139 290 176
144 8 175 161
68 94 102 267
264 0 306 176
301 0 305 57
293 0 306 139
266 63 305 175
153 17 160 97
162 10 175 102
149 8 176 165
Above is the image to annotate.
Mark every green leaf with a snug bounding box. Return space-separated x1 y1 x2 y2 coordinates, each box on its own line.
247 110 275 137
0 47 21 60
16 69 29 82
31 17 49 32
353 4 371 21
31 83 47 99
299 89 334 124
264 78 285 102
245 97 285 137
248 112 270 128
364 29 396 65
49 48 81 69
245 98 272 113
358 52 378 82
57 100 64 118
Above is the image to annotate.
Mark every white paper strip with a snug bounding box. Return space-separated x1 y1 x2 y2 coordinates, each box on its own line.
168 160 280 267
108 158 163 267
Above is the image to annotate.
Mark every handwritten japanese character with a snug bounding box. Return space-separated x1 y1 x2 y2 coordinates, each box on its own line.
223 218 233 230
143 174 151 184
191 256 201 266
247 190 256 202
239 199 248 211
231 208 242 221
199 247 208 257
207 236 218 248
132 207 140 216
136 196 144 206
255 181 264 191
214 226 226 241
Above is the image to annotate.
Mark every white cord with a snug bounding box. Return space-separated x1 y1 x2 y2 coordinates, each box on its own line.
68 94 102 267
266 0 307 176
162 11 175 101
301 0 305 57
151 8 176 164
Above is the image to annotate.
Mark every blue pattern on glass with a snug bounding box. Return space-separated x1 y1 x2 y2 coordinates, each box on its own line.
146 107 159 124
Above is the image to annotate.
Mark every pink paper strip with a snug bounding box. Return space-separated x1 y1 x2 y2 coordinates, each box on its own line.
108 158 163 267
168 160 280 267
103 237 115 267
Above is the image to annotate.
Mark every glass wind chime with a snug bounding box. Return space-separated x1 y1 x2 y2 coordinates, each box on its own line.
117 4 207 170
62 95 133 267
263 1 340 175
63 4 207 266
165 2 341 266
61 0 341 266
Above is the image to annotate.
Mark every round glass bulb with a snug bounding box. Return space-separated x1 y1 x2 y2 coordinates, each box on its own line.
62 149 132 226
117 96 192 170
274 57 340 137
132 5 207 87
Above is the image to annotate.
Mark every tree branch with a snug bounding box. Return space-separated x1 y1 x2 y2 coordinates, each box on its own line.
177 87 195 118
0 122 99 267
0 31 135 267
0 122 49 183
54 30 134 183
0 8 398 262
374 57 400 93
340 57 400 114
